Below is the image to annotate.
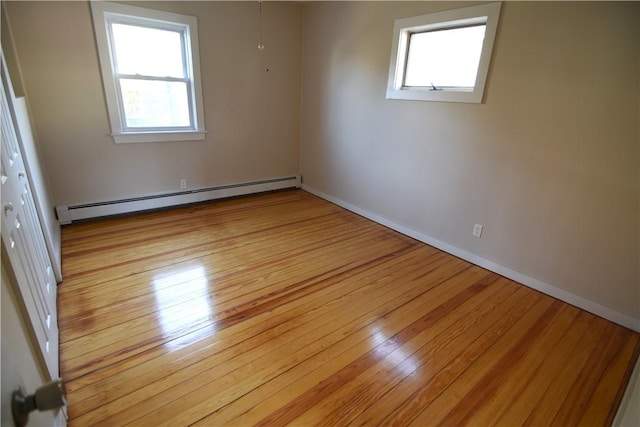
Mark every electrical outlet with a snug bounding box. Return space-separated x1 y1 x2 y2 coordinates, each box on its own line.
180 179 187 189
473 224 483 238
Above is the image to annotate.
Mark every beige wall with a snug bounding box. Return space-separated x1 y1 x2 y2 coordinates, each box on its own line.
3 1 302 206
4 1 639 322
300 2 640 320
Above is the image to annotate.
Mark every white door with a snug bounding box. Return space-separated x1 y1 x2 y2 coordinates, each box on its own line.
1 69 59 380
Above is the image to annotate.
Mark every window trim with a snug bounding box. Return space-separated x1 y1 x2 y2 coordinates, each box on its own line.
91 1 206 143
386 2 502 104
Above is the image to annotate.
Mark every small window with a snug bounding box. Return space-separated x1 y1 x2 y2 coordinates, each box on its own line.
386 3 501 103
91 2 206 143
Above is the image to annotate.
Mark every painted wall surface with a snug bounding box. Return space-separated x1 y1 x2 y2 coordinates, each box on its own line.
300 2 640 320
3 1 302 206
1 260 63 426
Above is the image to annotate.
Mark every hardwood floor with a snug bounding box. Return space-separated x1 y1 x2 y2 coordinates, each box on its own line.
59 189 640 426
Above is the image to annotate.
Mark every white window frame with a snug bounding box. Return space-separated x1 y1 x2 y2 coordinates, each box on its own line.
386 2 502 104
91 1 206 143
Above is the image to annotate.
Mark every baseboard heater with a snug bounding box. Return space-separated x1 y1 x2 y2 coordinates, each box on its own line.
55 175 301 225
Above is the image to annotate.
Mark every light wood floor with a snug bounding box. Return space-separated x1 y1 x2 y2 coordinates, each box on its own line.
59 189 639 426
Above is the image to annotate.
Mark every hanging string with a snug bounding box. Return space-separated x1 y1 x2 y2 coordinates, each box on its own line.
257 0 265 51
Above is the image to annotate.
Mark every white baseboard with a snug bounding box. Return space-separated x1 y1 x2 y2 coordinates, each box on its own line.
302 184 640 332
56 176 301 224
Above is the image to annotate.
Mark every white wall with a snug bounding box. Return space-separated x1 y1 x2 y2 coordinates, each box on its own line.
4 1 302 206
300 1 640 324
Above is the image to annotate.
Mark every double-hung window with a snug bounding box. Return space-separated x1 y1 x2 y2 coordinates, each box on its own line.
386 2 502 103
91 2 206 143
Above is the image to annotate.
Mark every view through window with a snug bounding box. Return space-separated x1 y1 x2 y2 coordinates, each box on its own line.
91 1 206 143
404 24 487 89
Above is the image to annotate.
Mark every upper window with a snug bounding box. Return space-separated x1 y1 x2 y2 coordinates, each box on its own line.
91 2 206 143
386 2 501 103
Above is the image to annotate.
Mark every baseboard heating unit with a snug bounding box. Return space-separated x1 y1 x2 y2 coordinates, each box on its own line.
55 176 301 225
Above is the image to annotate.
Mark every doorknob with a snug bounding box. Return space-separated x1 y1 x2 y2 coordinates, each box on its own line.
4 202 13 214
12 379 66 427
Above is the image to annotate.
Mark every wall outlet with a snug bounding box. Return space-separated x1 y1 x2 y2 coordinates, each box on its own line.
473 223 483 238
180 179 187 189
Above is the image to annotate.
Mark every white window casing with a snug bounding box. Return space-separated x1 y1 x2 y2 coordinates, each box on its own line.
91 1 206 143
386 2 502 104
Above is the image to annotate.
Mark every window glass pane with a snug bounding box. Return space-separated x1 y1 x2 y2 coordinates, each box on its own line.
404 24 486 88
120 79 190 128
112 23 185 78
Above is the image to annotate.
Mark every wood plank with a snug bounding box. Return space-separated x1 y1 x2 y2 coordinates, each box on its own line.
461 303 581 426
60 222 402 343
60 226 415 381
71 251 466 424
551 324 637 426
489 310 596 426
133 265 488 427
204 276 516 426
519 318 616 426
65 246 443 413
578 333 640 426
405 298 564 426
272 273 508 427
57 189 640 426
346 279 531 426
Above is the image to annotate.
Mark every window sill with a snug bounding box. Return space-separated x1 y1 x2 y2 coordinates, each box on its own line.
111 130 206 144
386 87 482 103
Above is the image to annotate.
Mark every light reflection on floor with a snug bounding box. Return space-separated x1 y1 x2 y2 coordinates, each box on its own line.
371 327 419 377
152 266 215 348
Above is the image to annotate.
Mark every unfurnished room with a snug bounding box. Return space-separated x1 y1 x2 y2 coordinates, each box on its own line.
1 1 639 426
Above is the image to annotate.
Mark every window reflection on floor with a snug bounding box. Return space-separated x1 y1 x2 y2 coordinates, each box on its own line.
152 266 214 347
371 327 419 377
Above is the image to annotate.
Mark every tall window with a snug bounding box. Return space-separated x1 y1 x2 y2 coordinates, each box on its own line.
386 3 501 103
91 2 206 143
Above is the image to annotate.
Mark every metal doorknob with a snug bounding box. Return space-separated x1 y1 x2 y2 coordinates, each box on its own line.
12 379 66 427
4 202 13 214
